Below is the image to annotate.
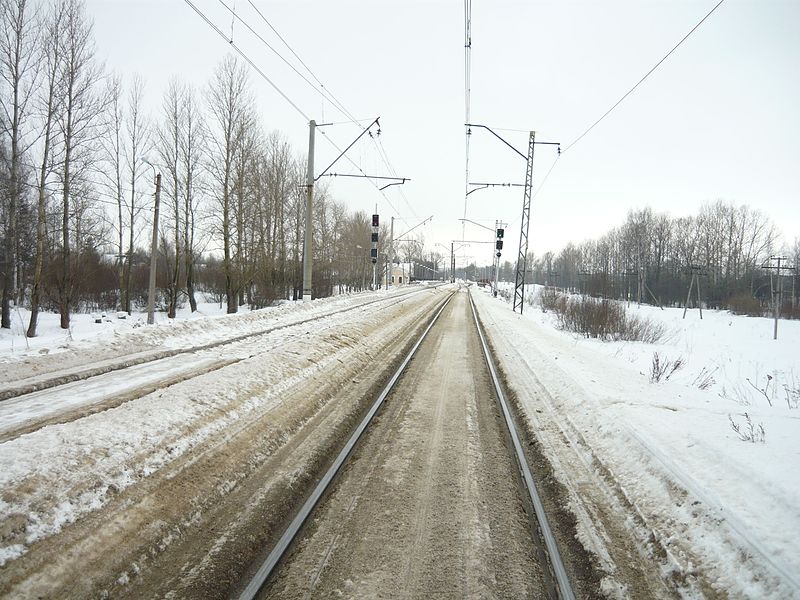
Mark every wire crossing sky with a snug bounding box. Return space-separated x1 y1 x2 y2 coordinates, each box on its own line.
89 0 800 258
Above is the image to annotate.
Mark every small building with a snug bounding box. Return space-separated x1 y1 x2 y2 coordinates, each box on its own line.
390 263 412 285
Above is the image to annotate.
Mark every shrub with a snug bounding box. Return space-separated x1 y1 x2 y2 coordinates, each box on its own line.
728 293 763 317
728 413 766 443
692 366 717 390
649 352 684 383
784 381 800 409
782 301 800 320
547 293 666 343
538 286 565 313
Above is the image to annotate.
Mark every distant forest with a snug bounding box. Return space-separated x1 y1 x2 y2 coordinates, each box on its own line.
491 201 799 317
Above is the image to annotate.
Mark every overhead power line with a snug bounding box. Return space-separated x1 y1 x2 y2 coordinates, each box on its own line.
562 0 726 153
184 0 410 219
245 0 353 118
463 0 473 231
218 0 355 124
184 0 311 121
239 0 418 220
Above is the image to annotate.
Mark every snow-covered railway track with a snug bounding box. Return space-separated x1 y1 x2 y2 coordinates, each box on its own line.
0 287 437 403
239 288 578 600
0 288 436 442
0 286 452 599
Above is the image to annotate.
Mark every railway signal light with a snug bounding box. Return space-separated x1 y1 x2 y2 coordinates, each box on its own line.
371 214 379 267
496 228 504 239
496 239 503 251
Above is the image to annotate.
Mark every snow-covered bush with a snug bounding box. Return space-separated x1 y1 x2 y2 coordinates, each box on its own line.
538 286 565 313
545 292 667 343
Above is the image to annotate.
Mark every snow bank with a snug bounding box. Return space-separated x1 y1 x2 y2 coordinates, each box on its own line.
475 287 799 598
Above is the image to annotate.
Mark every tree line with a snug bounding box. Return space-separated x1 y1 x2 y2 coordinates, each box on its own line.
508 202 798 315
0 0 410 336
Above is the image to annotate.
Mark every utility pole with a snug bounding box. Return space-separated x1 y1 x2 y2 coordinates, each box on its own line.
302 120 316 302
513 132 536 314
451 242 455 283
682 265 703 320
386 216 394 290
762 256 795 340
306 117 408 300
465 124 559 314
145 167 161 325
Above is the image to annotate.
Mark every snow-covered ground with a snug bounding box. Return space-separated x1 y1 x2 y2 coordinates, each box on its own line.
0 301 259 358
2 283 797 597
0 285 443 582
475 285 800 598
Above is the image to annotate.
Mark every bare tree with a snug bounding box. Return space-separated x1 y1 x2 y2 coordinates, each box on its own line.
27 0 64 337
0 0 39 328
157 77 205 317
180 82 204 312
52 0 105 329
98 73 125 307
157 77 182 318
122 73 148 313
205 55 253 313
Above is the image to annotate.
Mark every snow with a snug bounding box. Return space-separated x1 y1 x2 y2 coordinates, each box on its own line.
2 282 797 596
0 302 227 358
0 287 425 568
475 285 800 598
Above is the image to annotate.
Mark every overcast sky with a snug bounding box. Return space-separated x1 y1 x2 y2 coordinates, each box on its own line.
87 0 800 264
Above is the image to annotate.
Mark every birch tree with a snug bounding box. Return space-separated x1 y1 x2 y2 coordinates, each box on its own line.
180 82 203 312
98 73 125 307
157 77 182 317
27 0 64 336
205 55 252 313
53 0 104 329
122 73 148 313
0 0 39 329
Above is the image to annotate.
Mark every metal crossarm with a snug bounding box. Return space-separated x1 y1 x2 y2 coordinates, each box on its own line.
513 132 536 313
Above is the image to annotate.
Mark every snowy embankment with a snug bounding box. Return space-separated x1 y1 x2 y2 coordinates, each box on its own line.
474 287 799 598
0 296 379 360
0 286 434 577
0 294 392 383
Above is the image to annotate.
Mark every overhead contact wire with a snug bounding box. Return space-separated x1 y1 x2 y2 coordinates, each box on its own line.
562 0 726 153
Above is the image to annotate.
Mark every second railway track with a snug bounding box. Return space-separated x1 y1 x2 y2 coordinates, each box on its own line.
0 286 440 442
0 285 439 403
240 286 577 600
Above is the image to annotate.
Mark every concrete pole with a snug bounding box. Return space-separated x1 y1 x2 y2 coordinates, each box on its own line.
147 172 161 325
774 257 782 340
385 216 394 290
451 242 455 283
493 219 500 297
302 120 316 302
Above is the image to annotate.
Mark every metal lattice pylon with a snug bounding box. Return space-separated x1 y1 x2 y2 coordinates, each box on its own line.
513 131 536 313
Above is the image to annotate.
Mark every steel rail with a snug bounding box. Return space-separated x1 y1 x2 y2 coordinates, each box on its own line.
0 285 445 403
238 290 456 600
468 289 577 600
